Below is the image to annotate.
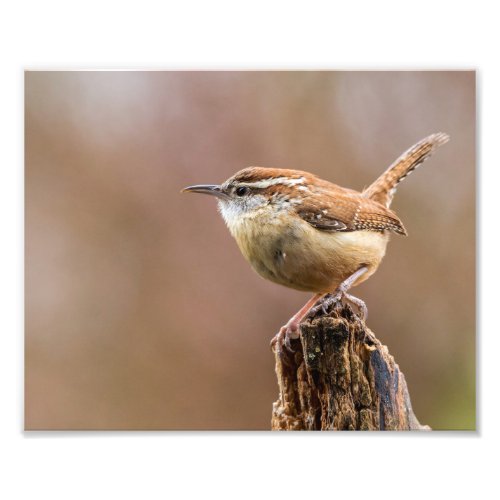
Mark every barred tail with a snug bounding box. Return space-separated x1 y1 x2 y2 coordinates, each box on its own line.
363 132 450 208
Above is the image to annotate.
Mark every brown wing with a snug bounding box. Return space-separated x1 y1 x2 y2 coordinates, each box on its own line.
296 179 407 236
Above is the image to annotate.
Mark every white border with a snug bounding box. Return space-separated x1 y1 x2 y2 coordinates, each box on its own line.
2 1 496 499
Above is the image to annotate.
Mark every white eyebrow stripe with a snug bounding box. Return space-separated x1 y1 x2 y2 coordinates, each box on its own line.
238 176 305 189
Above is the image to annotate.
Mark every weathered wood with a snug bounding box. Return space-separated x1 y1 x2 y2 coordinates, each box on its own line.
271 304 429 431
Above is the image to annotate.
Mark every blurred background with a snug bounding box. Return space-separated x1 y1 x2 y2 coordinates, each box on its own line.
25 71 475 430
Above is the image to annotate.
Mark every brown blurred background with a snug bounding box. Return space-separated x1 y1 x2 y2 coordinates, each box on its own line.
25 71 475 430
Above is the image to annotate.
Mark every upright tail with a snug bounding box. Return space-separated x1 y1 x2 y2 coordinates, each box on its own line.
362 132 450 208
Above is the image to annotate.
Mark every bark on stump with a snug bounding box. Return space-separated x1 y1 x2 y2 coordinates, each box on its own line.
271 304 429 431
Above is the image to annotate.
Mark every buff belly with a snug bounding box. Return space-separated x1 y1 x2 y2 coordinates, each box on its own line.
230 214 389 293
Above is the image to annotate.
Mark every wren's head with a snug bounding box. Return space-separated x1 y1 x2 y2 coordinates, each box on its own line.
182 167 310 228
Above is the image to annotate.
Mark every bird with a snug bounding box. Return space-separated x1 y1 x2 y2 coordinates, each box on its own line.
182 133 449 356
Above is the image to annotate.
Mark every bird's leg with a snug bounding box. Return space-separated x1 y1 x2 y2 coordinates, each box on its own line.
271 267 369 358
310 266 369 319
271 293 326 357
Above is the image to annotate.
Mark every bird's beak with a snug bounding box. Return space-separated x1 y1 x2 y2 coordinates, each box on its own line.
181 184 229 200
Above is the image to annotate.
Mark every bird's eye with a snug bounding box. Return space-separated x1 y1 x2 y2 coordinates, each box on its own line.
235 186 249 197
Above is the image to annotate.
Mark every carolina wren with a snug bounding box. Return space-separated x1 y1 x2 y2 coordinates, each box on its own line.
182 133 449 355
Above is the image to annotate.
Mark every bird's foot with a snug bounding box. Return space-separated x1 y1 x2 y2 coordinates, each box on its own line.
309 291 368 321
310 292 342 316
270 293 325 360
344 293 368 320
270 323 300 358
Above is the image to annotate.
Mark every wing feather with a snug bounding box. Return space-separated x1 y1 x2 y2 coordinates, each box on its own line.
296 179 407 235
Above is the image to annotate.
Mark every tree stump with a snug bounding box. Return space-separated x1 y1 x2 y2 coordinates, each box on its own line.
271 304 429 431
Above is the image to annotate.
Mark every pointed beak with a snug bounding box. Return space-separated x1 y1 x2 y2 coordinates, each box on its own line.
181 184 229 200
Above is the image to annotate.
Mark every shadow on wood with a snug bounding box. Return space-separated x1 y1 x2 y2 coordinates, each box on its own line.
271 304 429 431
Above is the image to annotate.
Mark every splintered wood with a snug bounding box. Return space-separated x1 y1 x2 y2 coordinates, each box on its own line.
271 305 429 431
